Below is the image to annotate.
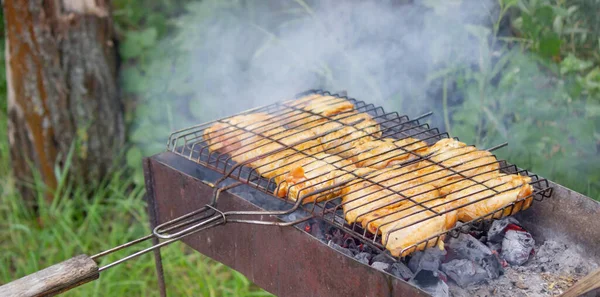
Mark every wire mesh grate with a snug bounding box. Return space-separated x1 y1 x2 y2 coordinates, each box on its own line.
166 89 553 257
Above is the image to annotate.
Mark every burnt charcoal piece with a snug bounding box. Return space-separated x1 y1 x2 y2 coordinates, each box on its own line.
455 221 474 234
441 259 488 287
447 233 504 279
308 221 328 242
327 241 354 258
371 262 390 272
354 252 372 265
408 247 446 273
329 229 346 246
389 262 414 280
488 217 520 243
361 244 375 255
371 251 395 264
487 241 503 253
501 230 535 265
410 270 450 297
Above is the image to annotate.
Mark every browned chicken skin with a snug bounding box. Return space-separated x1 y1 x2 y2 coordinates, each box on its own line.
203 113 279 152
361 197 457 257
447 173 533 222
349 138 429 169
275 153 357 204
230 128 324 169
315 112 382 158
285 95 355 129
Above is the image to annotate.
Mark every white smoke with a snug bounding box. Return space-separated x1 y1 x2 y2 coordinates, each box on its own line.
161 0 497 121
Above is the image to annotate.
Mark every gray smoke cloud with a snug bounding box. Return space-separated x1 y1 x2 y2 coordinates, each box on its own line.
161 0 497 121
136 0 599 196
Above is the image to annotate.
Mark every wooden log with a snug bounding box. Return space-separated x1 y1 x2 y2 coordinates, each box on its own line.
0 255 99 297
4 0 124 203
561 267 600 297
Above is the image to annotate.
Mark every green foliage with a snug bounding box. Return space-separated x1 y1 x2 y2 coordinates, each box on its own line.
439 0 600 198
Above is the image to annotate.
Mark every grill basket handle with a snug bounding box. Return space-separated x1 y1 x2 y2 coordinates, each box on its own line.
0 254 99 297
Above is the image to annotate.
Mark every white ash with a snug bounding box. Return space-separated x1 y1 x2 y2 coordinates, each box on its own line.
449 239 598 297
371 262 390 272
501 230 535 266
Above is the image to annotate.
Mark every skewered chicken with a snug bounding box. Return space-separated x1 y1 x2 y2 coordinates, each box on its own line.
275 153 357 204
447 173 533 222
349 138 429 169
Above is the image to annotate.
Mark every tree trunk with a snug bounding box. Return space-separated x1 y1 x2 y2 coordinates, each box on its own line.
4 0 124 203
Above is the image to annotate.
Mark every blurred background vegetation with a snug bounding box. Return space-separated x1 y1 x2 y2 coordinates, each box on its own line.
1 0 599 296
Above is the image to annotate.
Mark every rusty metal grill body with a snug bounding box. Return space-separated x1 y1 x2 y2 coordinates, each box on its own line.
143 151 600 297
159 89 553 256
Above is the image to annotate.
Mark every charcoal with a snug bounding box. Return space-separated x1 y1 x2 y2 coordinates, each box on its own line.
389 262 414 280
371 262 390 271
455 221 473 233
361 245 375 254
487 217 520 243
344 238 359 252
411 270 449 297
309 222 328 242
354 252 372 265
329 229 345 246
372 251 395 264
501 230 535 265
441 259 488 287
348 247 360 256
487 241 503 252
408 247 446 273
447 233 504 279
328 241 354 258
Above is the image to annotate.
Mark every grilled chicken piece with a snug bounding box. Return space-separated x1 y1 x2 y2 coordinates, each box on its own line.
268 152 350 184
428 138 466 151
416 147 500 188
250 143 325 179
361 197 457 257
309 112 381 158
275 153 357 204
203 113 279 152
333 112 381 137
349 138 429 169
447 173 533 222
340 174 440 225
367 163 427 189
437 171 501 197
286 95 355 128
230 128 323 166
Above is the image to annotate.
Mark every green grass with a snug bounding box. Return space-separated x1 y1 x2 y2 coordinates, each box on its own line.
0 3 270 296
0 162 272 297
